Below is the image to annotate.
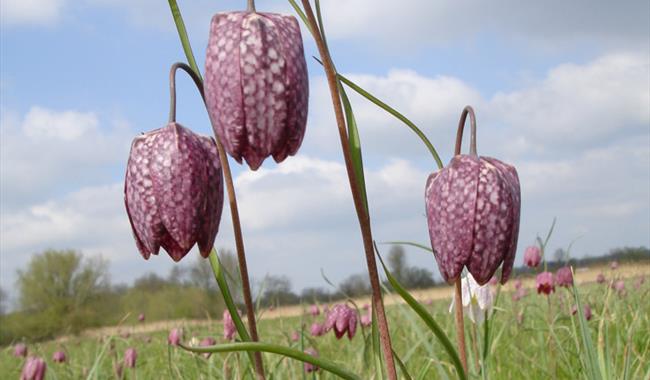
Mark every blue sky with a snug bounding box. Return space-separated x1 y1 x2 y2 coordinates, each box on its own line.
1 0 649 304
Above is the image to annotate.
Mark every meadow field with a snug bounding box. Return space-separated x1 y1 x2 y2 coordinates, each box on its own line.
2 262 648 379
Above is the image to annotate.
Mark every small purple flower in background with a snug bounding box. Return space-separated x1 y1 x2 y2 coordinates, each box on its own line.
360 312 372 327
291 330 300 342
310 322 324 337
596 273 606 284
199 337 217 359
449 273 495 324
536 272 555 295
309 304 320 317
613 280 625 293
52 351 66 363
304 348 319 373
610 261 619 270
571 304 592 321
20 357 46 380
14 343 27 357
634 276 645 290
425 153 521 285
523 246 542 268
512 287 528 302
425 298 433 306
324 304 358 340
223 309 238 341
124 348 137 368
138 313 145 322
514 279 523 290
556 266 574 288
362 303 370 311
124 123 224 262
168 329 183 346
204 11 309 170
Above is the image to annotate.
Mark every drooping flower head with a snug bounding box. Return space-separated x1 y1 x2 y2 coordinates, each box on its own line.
610 260 619 270
514 278 523 290
556 266 574 288
223 309 238 341
199 337 217 359
52 351 66 363
205 11 309 170
304 348 319 373
596 273 606 284
309 304 320 317
512 287 528 302
291 330 300 342
168 328 183 346
536 272 555 295
124 348 137 368
360 312 372 327
523 246 542 268
324 304 357 340
20 357 46 380
426 107 520 285
138 313 145 322
310 322 324 337
449 273 495 324
14 343 27 357
124 123 224 261
613 280 625 293
571 304 592 321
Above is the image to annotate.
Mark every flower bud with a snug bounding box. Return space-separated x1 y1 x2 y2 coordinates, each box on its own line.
223 309 239 341
310 322 324 337
360 312 372 327
124 348 137 368
324 304 358 340
556 266 573 288
596 273 606 284
124 123 224 262
523 246 541 267
309 304 320 317
168 328 183 346
536 272 555 295
14 343 27 357
138 313 145 322
205 11 309 170
20 357 46 380
199 337 217 359
52 351 66 363
291 330 300 342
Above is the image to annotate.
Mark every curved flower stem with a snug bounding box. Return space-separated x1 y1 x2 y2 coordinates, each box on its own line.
452 105 477 375
166 2 265 378
299 1 397 379
168 62 204 123
454 279 469 374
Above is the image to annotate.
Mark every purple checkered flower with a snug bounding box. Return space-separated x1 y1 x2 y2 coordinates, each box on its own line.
556 266 573 288
324 304 358 340
536 272 555 295
14 343 27 358
524 246 541 268
20 357 46 380
124 123 224 262
205 11 309 170
124 348 137 368
52 351 66 363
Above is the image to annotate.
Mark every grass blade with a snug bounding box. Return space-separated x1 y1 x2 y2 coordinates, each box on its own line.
383 241 433 253
571 267 602 380
180 342 361 380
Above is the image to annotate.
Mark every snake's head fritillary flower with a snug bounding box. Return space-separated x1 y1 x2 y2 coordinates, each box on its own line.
310 322 324 337
610 260 619 270
613 279 625 293
199 337 217 359
20 357 46 380
523 246 542 268
168 328 183 346
449 273 494 324
512 287 528 302
205 11 309 170
556 266 573 288
124 123 224 261
425 154 521 285
52 351 66 363
360 312 372 327
138 313 145 322
304 348 319 373
291 330 300 342
536 272 555 295
514 278 523 290
571 304 592 321
223 310 238 341
309 304 320 317
124 348 137 368
596 273 606 284
324 304 358 340
14 343 27 357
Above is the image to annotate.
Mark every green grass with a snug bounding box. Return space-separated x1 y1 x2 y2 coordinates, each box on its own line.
2 277 648 379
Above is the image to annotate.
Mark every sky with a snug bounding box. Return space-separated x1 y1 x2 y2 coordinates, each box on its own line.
1 0 649 305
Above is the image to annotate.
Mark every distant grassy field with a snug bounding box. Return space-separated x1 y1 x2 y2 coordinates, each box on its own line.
2 262 648 379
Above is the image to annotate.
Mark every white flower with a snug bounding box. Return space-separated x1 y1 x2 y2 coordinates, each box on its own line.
449 273 495 324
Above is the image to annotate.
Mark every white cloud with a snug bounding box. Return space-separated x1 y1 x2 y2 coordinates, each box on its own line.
0 107 133 210
1 0 67 26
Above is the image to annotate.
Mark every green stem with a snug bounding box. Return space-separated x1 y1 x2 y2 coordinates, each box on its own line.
180 342 361 380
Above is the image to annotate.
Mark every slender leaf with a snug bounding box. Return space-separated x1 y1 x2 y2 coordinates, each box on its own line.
571 267 602 380
384 241 433 253
168 0 202 80
180 342 360 380
392 348 413 380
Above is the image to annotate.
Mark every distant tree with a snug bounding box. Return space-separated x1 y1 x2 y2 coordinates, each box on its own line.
17 249 109 313
402 267 436 289
339 274 370 298
133 273 169 292
188 256 218 294
553 248 568 264
168 266 187 286
300 287 331 303
259 275 298 306
218 249 243 303
388 246 407 283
